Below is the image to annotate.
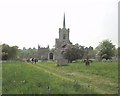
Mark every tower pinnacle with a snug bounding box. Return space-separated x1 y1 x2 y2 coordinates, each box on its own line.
63 13 65 28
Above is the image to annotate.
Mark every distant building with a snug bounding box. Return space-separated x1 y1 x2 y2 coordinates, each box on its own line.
37 45 50 60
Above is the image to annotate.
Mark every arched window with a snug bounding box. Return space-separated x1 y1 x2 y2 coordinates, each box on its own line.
49 53 53 59
63 34 66 39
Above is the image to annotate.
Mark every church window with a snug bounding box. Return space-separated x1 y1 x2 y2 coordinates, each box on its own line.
63 34 66 39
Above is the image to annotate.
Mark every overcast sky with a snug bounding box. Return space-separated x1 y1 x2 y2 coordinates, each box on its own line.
0 0 119 49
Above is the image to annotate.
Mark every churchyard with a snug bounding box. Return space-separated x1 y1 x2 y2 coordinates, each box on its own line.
1 14 119 94
2 60 118 94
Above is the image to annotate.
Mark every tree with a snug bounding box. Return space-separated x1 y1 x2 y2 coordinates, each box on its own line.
9 46 19 59
19 47 37 59
2 44 19 60
88 46 95 59
76 44 85 59
95 39 115 60
63 44 95 62
63 44 81 63
2 44 10 60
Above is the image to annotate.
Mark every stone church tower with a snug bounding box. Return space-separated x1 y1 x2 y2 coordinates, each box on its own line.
58 14 70 43
55 14 71 65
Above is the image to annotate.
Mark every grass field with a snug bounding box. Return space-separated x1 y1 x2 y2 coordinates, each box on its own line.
2 61 118 94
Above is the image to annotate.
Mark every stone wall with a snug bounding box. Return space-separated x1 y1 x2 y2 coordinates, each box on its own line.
38 47 49 60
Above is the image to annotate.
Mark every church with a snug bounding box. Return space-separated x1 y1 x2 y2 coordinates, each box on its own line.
55 14 72 65
37 14 72 65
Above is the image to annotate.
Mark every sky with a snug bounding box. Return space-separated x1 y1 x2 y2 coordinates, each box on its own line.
0 0 119 49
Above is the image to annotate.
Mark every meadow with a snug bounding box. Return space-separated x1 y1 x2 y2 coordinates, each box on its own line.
2 60 118 94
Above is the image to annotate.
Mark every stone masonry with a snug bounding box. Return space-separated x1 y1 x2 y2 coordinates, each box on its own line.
55 14 72 65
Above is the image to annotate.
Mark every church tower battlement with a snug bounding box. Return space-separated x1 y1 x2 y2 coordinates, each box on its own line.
38 45 50 60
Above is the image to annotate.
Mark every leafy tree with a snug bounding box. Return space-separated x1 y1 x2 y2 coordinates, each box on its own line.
88 46 95 59
75 44 85 59
95 39 115 60
2 44 10 60
2 52 8 60
82 46 95 59
63 44 81 63
19 47 37 59
63 43 95 62
2 44 19 60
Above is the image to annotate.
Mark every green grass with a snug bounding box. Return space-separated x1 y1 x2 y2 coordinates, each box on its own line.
2 61 118 94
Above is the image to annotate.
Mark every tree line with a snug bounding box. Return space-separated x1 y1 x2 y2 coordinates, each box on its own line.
1 44 37 60
1 39 119 61
63 39 118 62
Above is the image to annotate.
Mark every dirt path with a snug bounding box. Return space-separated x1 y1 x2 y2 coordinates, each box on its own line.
37 63 117 86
